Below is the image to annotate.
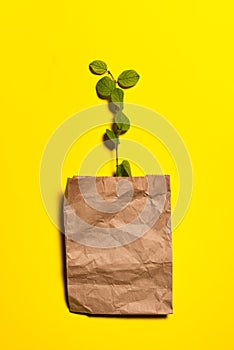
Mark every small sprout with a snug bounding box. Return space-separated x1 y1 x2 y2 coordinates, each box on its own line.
89 60 140 176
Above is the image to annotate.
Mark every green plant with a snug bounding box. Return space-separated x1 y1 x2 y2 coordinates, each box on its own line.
89 60 140 176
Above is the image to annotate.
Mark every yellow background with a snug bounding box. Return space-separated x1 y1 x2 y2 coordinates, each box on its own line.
1 1 234 349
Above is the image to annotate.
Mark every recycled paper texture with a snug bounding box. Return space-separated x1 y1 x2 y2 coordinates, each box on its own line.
64 175 172 315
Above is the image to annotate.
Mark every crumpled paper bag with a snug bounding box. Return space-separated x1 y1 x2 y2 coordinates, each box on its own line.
63 175 172 315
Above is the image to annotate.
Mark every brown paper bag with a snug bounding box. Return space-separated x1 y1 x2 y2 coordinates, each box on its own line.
63 175 172 315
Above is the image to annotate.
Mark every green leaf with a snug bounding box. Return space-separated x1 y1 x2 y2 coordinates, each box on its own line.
96 76 116 98
110 88 124 110
121 160 132 176
114 111 130 132
103 133 115 151
116 161 132 177
106 129 117 145
116 164 124 176
117 69 140 88
89 60 107 75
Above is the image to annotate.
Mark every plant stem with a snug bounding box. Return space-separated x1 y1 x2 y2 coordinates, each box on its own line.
108 70 116 82
115 137 119 172
108 69 118 173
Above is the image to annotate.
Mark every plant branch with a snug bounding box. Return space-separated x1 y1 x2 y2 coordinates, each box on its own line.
108 70 116 83
115 136 119 171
